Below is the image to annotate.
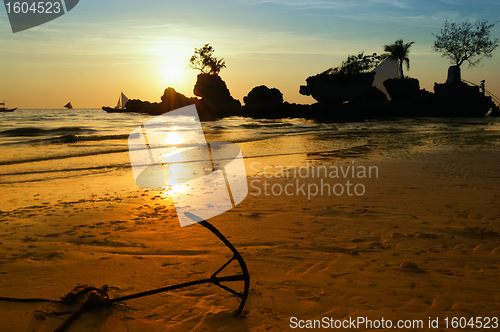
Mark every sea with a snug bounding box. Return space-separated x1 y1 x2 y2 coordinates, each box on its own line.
1 108 500 185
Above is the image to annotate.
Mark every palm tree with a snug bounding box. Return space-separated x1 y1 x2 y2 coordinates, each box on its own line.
208 58 226 75
383 39 414 79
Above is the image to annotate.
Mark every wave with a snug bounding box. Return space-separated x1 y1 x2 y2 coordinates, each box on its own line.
46 133 133 143
0 147 130 166
239 122 295 129
0 163 129 176
0 133 135 146
0 126 94 137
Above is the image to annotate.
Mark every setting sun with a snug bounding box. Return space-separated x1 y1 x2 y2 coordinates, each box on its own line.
160 59 188 86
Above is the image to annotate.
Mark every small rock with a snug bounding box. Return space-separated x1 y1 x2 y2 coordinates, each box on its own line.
398 262 425 273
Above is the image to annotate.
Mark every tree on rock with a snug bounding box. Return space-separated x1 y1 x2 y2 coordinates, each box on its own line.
188 43 226 75
433 19 498 84
326 52 383 75
433 19 499 68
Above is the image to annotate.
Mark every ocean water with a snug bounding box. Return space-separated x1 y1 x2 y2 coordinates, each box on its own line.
1 108 500 184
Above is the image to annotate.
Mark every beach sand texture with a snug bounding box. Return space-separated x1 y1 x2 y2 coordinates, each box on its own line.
1 134 500 331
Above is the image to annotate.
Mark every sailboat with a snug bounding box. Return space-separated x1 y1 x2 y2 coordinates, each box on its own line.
64 102 73 109
0 101 17 112
103 92 130 113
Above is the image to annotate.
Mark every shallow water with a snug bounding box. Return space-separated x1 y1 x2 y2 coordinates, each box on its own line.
1 108 500 184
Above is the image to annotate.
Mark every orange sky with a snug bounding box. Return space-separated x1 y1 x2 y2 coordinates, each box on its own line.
1 0 499 109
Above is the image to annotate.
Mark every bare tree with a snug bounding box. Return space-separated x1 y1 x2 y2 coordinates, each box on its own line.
188 44 226 75
433 19 499 67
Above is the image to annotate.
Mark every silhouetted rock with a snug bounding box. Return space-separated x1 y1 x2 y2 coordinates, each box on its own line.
241 85 287 118
433 81 494 116
435 81 481 98
194 74 233 102
367 87 389 102
159 87 195 113
300 72 377 104
430 66 494 117
125 99 162 115
383 78 420 102
244 85 283 107
122 88 195 115
193 74 241 118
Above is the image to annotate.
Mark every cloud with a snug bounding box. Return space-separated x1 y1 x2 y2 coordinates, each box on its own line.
241 0 363 9
370 0 412 9
242 0 413 9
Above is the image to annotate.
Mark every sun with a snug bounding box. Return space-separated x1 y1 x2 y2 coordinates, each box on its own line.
160 59 187 86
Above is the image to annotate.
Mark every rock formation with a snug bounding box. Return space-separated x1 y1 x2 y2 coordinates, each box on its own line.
383 78 420 102
300 72 383 104
160 87 195 113
125 88 195 115
243 85 283 107
193 74 241 119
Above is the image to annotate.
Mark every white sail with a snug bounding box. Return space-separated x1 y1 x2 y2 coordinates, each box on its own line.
121 93 129 109
115 93 129 109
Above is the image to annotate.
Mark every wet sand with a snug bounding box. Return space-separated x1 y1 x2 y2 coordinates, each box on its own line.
0 144 500 331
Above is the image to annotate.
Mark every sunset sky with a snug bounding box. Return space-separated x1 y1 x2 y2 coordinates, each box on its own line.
1 0 500 109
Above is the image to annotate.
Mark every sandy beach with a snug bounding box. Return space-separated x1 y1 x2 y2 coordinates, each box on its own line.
1 134 499 331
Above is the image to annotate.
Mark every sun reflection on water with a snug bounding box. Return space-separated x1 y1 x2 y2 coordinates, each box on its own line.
165 131 184 145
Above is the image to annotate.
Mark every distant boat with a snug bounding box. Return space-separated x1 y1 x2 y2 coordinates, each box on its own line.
103 92 129 113
64 102 73 109
0 101 17 112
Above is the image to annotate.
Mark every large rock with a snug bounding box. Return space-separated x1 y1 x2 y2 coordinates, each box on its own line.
241 85 288 118
160 87 195 112
124 88 195 115
125 99 161 115
193 74 241 118
193 74 233 103
383 78 420 102
300 72 376 104
433 81 494 116
244 85 283 107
